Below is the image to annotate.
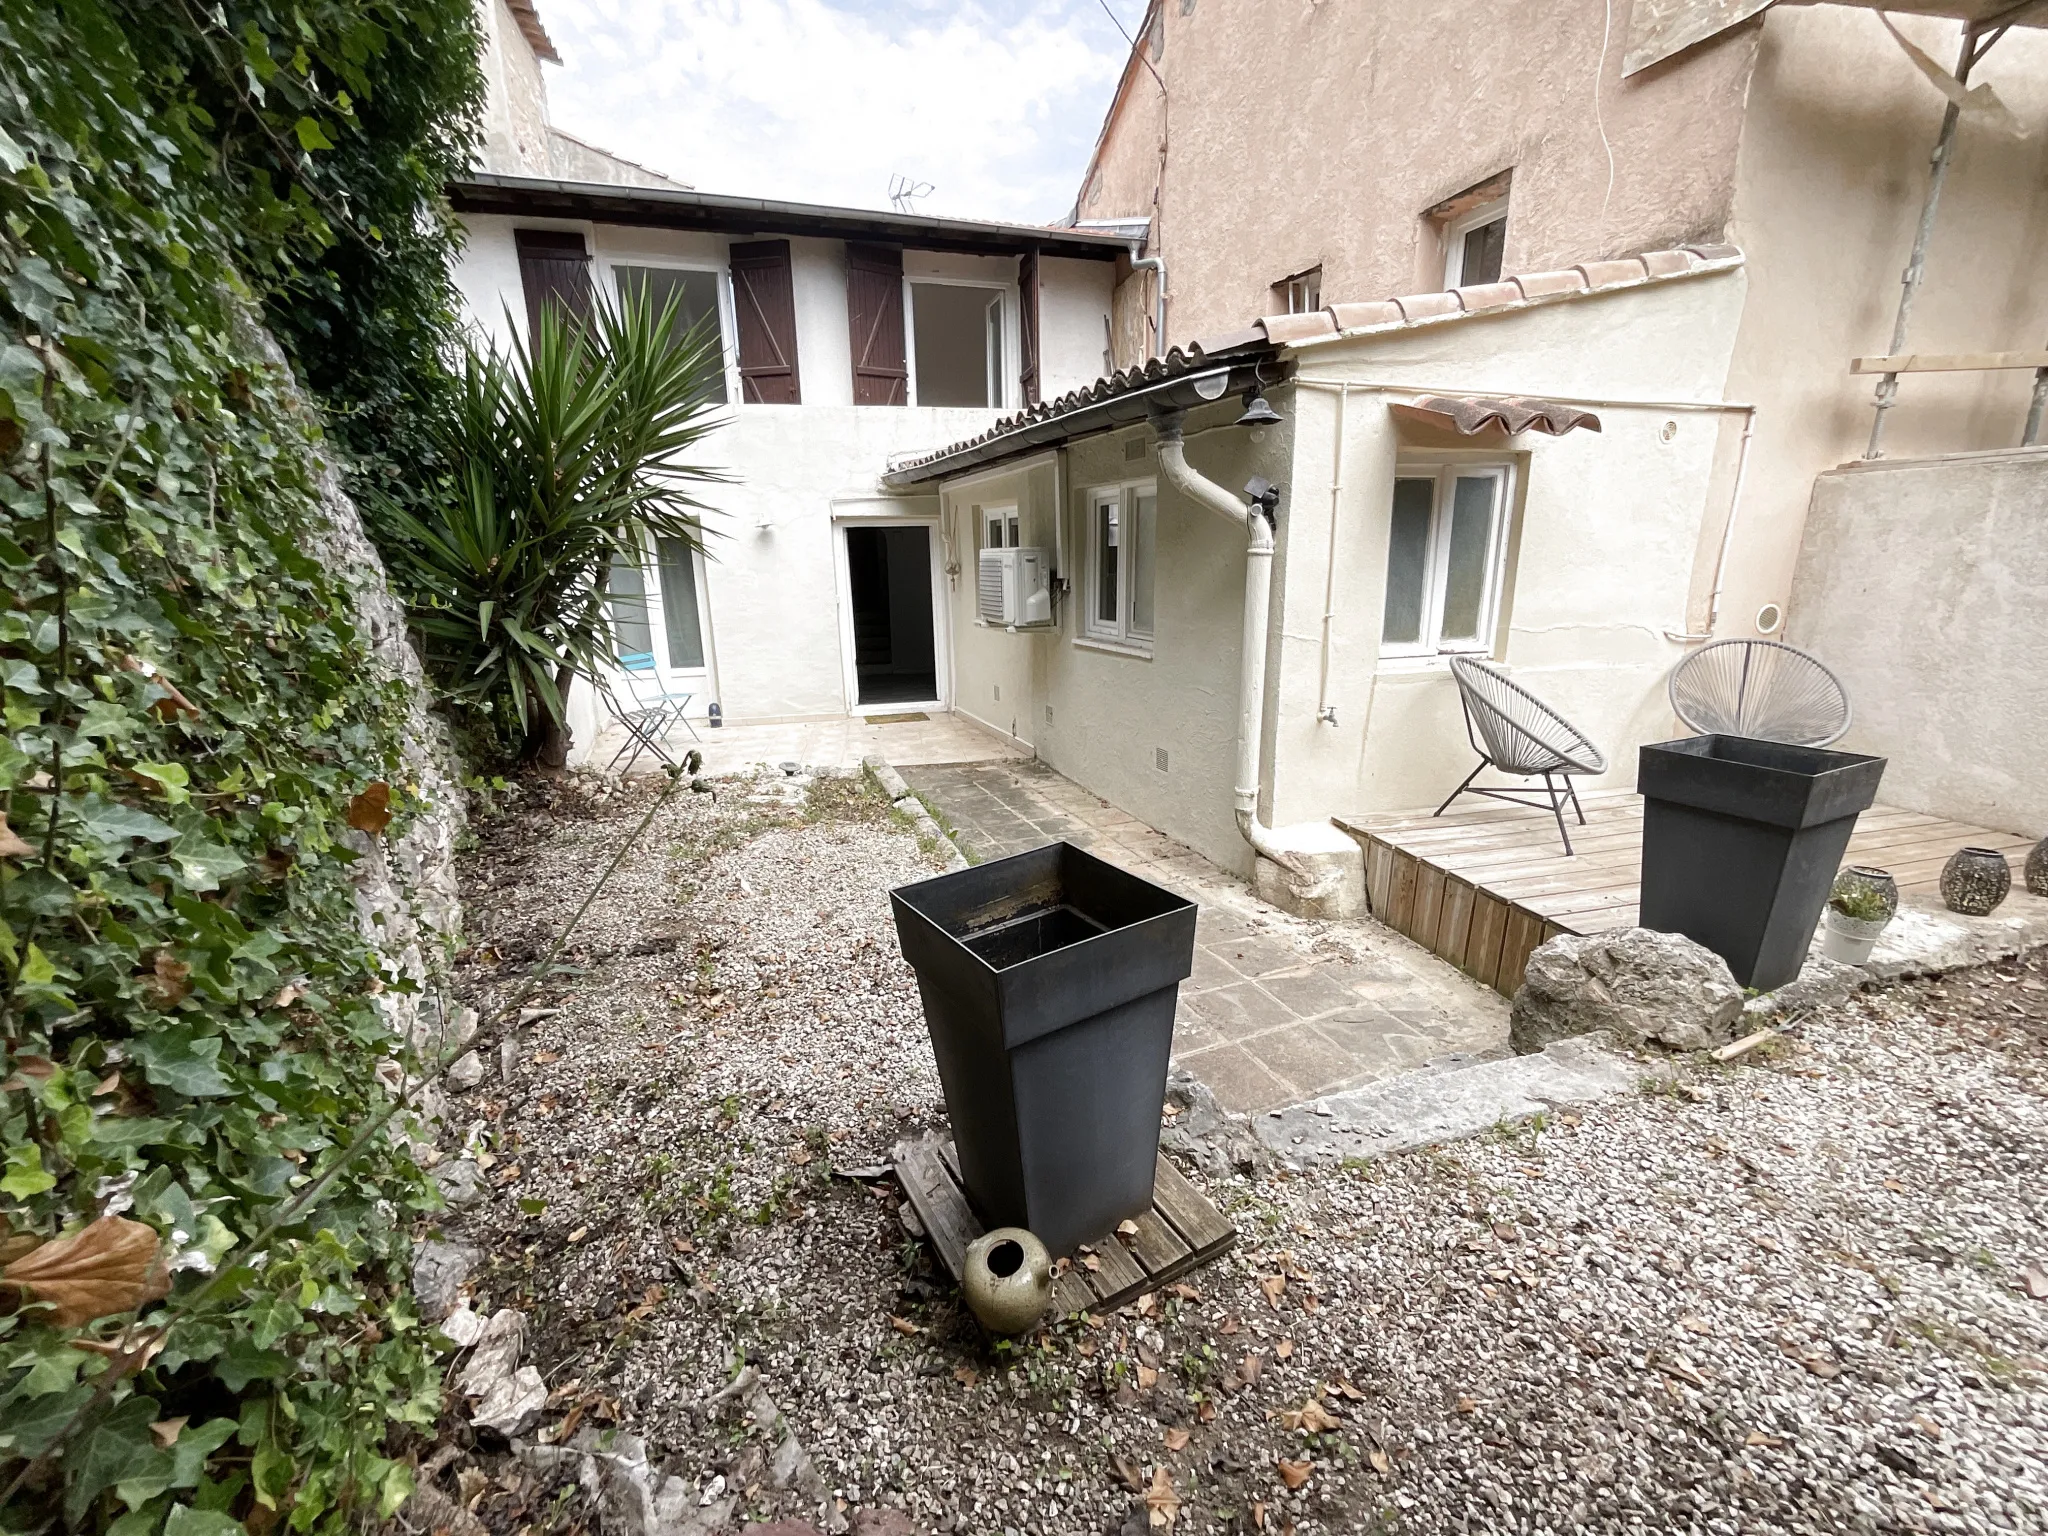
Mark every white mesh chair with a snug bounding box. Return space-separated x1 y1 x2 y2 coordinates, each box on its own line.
1438 655 1610 855
1667 639 1851 747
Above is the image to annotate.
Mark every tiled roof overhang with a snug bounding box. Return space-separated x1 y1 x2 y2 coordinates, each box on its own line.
1390 397 1603 436
504 0 560 64
881 339 1281 489
447 174 1132 262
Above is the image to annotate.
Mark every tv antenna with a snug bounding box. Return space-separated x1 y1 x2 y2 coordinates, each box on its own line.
888 173 934 213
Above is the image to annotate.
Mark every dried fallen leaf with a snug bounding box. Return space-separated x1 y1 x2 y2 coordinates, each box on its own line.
3 1217 170 1327
1301 1293 1320 1316
889 1315 919 1335
1274 1338 1294 1360
1800 1357 1841 1379
1259 1274 1286 1308
268 982 304 1010
1137 1364 1159 1390
346 781 393 835
1163 1427 1190 1451
1197 1397 1216 1423
1909 1414 1942 1441
567 1226 589 1244
149 1416 187 1449
1 1055 55 1092
141 951 190 1010
1239 1352 1263 1384
0 812 34 861
1082 1253 1101 1272
1170 1283 1201 1301
534 1049 562 1065
1220 1315 1240 1335
953 1365 979 1388
1275 1458 1313 1491
1455 1395 1478 1413
1249 1502 1266 1530
1367 1447 1391 1475
1111 1455 1145 1492
1745 1431 1784 1448
1679 1316 1712 1335
1491 1221 1519 1244
1144 1466 1180 1529
1117 1219 1140 1239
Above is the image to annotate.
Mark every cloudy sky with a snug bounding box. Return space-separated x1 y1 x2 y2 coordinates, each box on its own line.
538 0 1147 224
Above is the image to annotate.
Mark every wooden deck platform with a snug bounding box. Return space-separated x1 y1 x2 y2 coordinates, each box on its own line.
1338 792 2032 999
894 1136 1236 1322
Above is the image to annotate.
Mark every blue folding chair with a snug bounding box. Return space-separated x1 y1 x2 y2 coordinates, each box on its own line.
596 651 698 775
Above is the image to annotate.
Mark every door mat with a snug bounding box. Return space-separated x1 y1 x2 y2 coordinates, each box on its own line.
864 712 930 724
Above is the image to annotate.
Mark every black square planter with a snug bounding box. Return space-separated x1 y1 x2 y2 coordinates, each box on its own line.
890 843 1197 1256
1638 735 1886 992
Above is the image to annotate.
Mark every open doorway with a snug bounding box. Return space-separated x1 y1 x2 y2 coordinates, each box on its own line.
845 524 937 706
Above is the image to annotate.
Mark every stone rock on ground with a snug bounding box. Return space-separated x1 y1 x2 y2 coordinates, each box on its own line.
431 1157 487 1208
1510 927 1743 1054
459 1307 547 1437
1160 1066 1269 1180
446 1048 485 1091
1744 953 1863 1022
411 1237 480 1322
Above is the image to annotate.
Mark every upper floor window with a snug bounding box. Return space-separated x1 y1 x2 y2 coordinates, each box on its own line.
1442 198 1507 288
613 264 728 404
909 281 1005 408
1084 481 1157 653
1275 267 1323 315
1381 462 1513 659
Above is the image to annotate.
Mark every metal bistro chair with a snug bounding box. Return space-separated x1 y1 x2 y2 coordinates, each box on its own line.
1438 655 1610 855
1667 638 1851 747
596 651 698 776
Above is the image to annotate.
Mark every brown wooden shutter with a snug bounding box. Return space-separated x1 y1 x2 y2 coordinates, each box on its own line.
845 243 908 406
1018 248 1042 407
728 239 802 404
514 229 593 337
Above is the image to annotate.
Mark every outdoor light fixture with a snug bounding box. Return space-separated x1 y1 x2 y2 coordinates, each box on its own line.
1235 363 1282 427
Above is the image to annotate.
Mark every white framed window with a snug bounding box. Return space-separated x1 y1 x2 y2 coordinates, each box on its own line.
608 262 733 404
906 279 1007 408
607 533 711 677
981 503 1021 550
1379 462 1513 659
1442 197 1507 288
1276 267 1322 314
1083 481 1157 651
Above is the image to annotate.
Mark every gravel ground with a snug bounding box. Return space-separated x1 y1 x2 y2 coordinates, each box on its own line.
422 770 2048 1536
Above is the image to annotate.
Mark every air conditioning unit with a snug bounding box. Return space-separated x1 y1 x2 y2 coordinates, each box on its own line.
978 546 1052 626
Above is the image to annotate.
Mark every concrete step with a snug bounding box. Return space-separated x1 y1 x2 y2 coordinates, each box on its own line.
1255 1034 1655 1166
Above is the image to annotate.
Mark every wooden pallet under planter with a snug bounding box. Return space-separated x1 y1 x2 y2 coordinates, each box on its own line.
893 1135 1236 1320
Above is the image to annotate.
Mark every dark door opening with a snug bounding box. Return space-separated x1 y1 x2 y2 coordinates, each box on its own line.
846 525 937 706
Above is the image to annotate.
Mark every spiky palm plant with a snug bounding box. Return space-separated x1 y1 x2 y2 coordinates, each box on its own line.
376 287 727 764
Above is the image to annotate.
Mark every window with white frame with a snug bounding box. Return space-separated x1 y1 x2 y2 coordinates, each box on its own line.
981 503 1021 550
909 281 1005 407
607 535 709 673
1379 463 1513 658
612 265 729 404
1084 482 1156 650
1275 267 1322 315
1441 198 1507 288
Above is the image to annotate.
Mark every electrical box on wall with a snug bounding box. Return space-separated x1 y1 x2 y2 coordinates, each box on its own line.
977 547 1052 627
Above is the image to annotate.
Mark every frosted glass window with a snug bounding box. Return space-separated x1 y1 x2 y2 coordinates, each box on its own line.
1381 478 1434 645
1440 475 1500 642
1095 499 1120 625
1380 465 1511 657
607 553 654 659
1084 483 1155 652
1130 490 1157 637
656 538 705 670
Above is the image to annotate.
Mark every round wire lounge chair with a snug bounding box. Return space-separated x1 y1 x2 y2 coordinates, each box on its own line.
1667 639 1851 748
1438 655 1610 855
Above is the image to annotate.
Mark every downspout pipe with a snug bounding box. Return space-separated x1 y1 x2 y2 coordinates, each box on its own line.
1149 407 1305 878
1130 246 1166 358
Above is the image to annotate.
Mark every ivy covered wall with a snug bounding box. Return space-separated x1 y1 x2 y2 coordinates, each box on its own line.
0 0 482 1527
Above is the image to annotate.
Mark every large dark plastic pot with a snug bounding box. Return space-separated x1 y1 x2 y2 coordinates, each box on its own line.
1638 735 1886 991
890 842 1197 1256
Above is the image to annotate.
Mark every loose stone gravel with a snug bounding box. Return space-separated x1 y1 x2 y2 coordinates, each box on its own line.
424 770 2048 1536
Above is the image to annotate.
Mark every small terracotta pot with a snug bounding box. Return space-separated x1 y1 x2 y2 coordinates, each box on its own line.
1940 846 2011 917
962 1227 1052 1335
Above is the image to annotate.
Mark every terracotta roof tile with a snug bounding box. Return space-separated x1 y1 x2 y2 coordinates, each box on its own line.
1259 310 1340 344
1451 280 1523 313
504 0 561 64
1575 257 1650 289
1511 269 1590 300
1328 299 1404 330
1638 248 1694 278
1683 241 1743 262
1394 291 1464 322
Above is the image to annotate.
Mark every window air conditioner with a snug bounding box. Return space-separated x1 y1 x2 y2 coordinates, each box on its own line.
977 547 1052 626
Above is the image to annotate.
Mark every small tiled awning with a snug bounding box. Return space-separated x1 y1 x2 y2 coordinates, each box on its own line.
1390 396 1603 436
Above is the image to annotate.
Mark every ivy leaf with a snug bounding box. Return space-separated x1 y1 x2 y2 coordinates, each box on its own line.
292 116 334 153
130 1029 231 1098
0 1142 56 1198
131 762 191 804
117 1417 238 1510
1 1214 170 1325
171 839 245 891
64 1396 163 1526
0 1383 95 1457
164 1506 245 1536
80 797 177 845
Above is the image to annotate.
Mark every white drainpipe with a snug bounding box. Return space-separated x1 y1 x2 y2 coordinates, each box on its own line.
1150 411 1305 879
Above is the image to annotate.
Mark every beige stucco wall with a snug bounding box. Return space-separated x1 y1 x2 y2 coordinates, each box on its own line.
1788 447 2047 838
476 0 551 176
1261 268 1750 827
1078 0 1759 358
1713 7 2048 646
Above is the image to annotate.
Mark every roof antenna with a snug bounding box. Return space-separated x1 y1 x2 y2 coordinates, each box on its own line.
888 174 934 213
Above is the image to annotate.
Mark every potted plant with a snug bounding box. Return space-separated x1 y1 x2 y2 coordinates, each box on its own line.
1820 865 1897 964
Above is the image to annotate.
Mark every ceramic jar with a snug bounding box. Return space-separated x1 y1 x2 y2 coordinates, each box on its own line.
1821 865 1898 964
2026 835 2048 898
1940 847 2011 917
961 1227 1052 1335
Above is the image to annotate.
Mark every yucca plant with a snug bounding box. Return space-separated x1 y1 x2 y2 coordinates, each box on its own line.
374 286 727 764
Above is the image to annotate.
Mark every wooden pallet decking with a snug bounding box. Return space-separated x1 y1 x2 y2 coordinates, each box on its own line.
1337 792 2033 998
894 1136 1236 1322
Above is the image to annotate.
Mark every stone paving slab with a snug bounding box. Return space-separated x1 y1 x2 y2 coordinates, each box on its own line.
900 758 1508 1116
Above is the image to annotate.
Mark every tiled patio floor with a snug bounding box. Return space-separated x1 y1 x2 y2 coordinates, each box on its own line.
588 711 1029 779
901 759 1508 1117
